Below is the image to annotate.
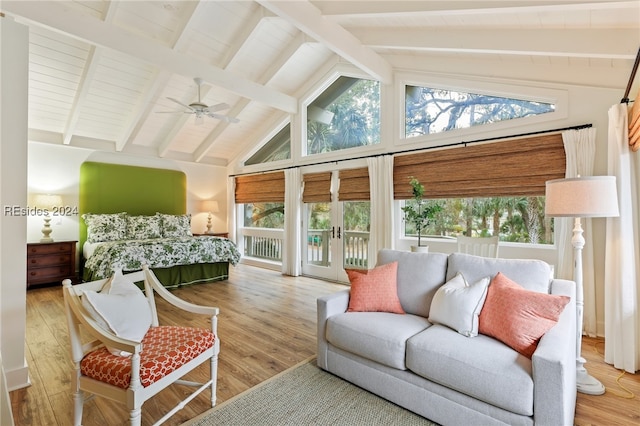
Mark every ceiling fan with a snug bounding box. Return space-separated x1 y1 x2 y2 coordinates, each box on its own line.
158 77 239 125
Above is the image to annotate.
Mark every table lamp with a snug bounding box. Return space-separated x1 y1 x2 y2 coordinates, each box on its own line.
201 200 219 234
34 193 63 242
545 176 619 395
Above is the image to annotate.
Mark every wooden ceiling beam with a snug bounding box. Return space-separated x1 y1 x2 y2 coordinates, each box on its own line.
257 0 393 84
317 1 638 17
354 28 638 60
3 0 297 113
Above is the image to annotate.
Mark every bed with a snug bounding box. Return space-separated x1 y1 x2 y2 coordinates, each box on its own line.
79 161 240 287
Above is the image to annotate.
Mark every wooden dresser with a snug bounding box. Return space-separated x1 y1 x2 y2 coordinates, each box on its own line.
26 240 77 288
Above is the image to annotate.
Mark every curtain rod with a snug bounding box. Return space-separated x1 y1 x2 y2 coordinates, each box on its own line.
230 123 592 177
621 47 640 103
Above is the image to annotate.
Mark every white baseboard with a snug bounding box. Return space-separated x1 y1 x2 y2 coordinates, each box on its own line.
5 365 30 392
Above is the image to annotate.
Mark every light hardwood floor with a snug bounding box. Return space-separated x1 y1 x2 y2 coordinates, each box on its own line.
11 263 640 426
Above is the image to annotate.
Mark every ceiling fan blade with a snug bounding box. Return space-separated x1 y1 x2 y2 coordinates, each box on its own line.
156 110 185 114
208 112 240 123
205 102 231 113
167 97 195 111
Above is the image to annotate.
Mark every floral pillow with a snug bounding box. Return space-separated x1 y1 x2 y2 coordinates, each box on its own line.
157 213 192 238
126 215 162 240
83 213 128 243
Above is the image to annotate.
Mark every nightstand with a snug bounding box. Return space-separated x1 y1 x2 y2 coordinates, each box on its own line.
26 240 77 288
194 232 229 238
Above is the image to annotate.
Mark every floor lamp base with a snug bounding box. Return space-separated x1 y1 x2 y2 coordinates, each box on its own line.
577 367 605 395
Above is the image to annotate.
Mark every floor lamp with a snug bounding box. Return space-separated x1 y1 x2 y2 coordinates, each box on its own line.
545 176 619 395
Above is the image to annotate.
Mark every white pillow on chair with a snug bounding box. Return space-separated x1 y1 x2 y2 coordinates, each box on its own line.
82 269 152 354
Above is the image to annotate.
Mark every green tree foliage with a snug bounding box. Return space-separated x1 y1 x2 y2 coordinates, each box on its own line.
401 177 443 247
403 196 552 244
307 79 380 155
244 203 284 228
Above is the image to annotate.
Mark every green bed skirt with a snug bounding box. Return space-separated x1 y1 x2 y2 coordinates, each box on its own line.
82 262 229 288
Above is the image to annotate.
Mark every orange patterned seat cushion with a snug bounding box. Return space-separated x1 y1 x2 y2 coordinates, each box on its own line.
80 326 215 389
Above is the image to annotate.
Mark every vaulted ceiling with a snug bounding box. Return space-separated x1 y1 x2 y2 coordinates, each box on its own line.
3 1 639 166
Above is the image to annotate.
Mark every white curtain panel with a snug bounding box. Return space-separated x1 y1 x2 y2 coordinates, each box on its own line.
227 176 236 242
367 156 395 257
605 104 640 373
282 168 302 276
559 128 597 336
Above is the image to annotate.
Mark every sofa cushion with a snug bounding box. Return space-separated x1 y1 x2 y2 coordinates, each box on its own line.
346 262 405 314
428 272 490 337
406 324 534 416
446 252 551 294
326 312 430 370
377 249 449 317
479 272 570 358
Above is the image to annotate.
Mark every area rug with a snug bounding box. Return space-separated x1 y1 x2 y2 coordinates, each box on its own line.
185 357 437 426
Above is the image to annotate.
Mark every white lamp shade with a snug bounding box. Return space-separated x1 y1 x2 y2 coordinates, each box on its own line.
545 176 619 218
33 193 63 211
201 200 219 213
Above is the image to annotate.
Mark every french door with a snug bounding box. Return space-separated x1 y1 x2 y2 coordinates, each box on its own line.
302 171 370 282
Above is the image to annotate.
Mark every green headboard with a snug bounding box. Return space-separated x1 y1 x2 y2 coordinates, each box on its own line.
79 161 187 252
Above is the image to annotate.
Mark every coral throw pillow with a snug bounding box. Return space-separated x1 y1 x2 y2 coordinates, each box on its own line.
479 272 570 358
346 262 405 314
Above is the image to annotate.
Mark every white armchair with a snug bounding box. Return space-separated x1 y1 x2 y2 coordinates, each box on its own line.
62 265 220 426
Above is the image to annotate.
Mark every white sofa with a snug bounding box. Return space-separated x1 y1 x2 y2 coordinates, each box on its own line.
317 249 577 426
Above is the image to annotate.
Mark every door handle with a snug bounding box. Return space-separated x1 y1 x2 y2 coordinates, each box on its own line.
331 226 335 238
337 226 341 239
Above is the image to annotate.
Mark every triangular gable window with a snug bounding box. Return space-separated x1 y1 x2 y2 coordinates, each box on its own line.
405 85 555 138
245 124 291 165
307 76 380 155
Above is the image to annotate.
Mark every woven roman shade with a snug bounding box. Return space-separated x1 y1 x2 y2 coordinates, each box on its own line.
235 171 285 203
338 168 370 201
394 133 566 199
302 172 332 203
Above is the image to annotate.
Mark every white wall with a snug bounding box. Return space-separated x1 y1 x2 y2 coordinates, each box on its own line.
26 144 229 248
1 16 29 395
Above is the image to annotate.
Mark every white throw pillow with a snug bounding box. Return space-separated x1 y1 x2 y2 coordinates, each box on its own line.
428 272 490 337
82 269 153 354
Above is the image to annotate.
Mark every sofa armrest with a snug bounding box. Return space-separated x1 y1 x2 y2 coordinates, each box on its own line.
532 278 577 426
317 289 350 369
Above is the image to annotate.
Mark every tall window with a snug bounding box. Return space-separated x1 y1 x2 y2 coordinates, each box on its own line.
405 85 555 138
394 134 565 245
307 76 380 155
402 196 553 244
235 172 285 229
243 203 284 228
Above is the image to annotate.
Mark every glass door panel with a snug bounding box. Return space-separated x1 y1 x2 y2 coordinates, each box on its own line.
302 174 371 282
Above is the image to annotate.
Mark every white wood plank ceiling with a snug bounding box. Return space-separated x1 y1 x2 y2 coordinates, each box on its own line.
2 1 639 166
